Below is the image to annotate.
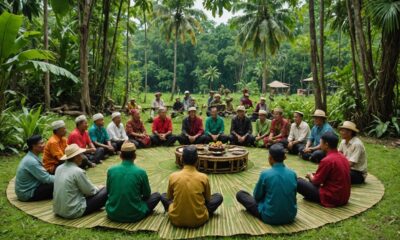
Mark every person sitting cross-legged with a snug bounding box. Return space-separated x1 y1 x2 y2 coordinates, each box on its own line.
43 120 68 174
251 97 270 121
236 144 297 225
263 108 290 148
338 121 368 184
106 112 128 151
126 109 151 148
178 107 206 145
230 106 255 146
89 113 115 157
204 107 229 144
297 132 351 207
160 146 223 228
150 107 177 146
53 144 108 219
254 110 271 147
287 111 310 155
106 142 161 223
15 135 55 202
171 97 184 118
300 109 334 163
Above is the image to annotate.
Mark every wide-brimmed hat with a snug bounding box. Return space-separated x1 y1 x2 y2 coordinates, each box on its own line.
155 92 162 96
294 111 304 117
338 121 359 133
259 110 268 116
214 93 221 98
60 144 86 161
236 105 246 112
260 97 266 101
312 109 327 118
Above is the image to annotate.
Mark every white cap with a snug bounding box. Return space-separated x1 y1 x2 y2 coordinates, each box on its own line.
51 120 65 130
158 107 167 113
111 112 121 120
184 90 190 94
75 115 87 123
92 113 104 122
188 107 197 112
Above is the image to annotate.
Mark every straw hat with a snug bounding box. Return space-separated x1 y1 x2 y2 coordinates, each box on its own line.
111 112 121 120
225 97 233 102
259 110 268 116
75 115 87 124
312 109 327 118
92 113 104 122
236 105 246 112
338 121 359 133
273 107 283 114
188 107 197 112
51 120 65 130
214 93 221 98
294 111 304 117
121 141 136 152
260 97 266 101
61 144 86 161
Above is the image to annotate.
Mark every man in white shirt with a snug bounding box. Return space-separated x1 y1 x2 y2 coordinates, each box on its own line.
183 90 192 111
287 111 310 155
338 121 367 184
107 112 128 151
151 92 165 119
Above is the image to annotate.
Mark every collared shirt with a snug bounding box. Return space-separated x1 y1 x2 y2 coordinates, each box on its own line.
338 137 367 175
89 124 110 144
152 116 173 134
53 162 99 219
254 163 297 225
106 160 151 223
107 121 128 142
126 119 146 135
151 99 165 109
288 121 310 143
270 118 290 139
205 116 224 135
182 116 204 136
15 152 55 201
43 134 68 173
254 103 269 113
309 122 333 146
68 128 92 148
166 165 211 228
183 96 192 111
255 119 271 136
312 150 351 207
230 116 252 136
241 98 253 108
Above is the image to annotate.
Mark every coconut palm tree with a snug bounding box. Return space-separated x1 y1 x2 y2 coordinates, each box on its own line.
203 66 221 90
231 0 295 94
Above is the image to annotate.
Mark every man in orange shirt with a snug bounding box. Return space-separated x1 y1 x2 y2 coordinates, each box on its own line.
43 120 68 174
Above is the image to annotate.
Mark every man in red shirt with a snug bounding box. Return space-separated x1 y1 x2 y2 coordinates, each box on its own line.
68 115 104 166
177 107 205 145
264 108 289 148
297 132 351 207
150 107 177 146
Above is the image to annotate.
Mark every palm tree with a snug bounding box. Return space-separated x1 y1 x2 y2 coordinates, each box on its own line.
134 0 153 103
231 0 295 94
154 0 206 101
203 66 221 90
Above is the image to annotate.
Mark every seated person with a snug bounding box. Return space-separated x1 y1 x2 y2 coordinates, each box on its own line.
106 112 128 151
209 94 225 116
68 115 103 165
297 132 351 207
254 110 271 147
207 91 215 107
53 144 108 219
15 135 54 201
240 93 253 109
300 110 333 163
126 109 151 148
160 146 223 228
251 97 270 121
151 92 165 119
183 90 192 111
126 98 140 113
89 113 115 156
338 121 367 184
204 107 229 144
150 107 177 146
106 142 161 222
189 98 198 109
171 97 184 118
264 108 289 148
43 120 68 174
287 111 310 155
178 107 206 145
230 106 255 146
236 144 297 225
224 97 235 116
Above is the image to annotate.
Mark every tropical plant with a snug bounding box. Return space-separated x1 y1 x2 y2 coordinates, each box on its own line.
203 66 221 90
368 115 400 138
235 79 260 95
0 109 21 154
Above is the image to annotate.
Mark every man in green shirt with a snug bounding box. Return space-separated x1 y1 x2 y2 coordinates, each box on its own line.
204 107 229 143
255 110 271 147
89 113 115 157
106 142 161 223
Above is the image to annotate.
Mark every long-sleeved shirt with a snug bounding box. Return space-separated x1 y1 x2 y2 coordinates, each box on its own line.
288 121 310 143
106 121 128 142
15 152 55 201
152 116 173 134
166 165 211 228
311 150 351 207
255 119 271 136
151 99 165 109
68 128 92 148
183 96 192 111
254 103 269 113
241 98 253 108
230 116 252 136
338 137 367 175
53 161 99 219
173 101 184 111
254 162 297 225
89 124 110 144
106 160 151 223
309 122 333 147
181 116 204 136
43 134 68 173
205 116 224 135
270 118 290 140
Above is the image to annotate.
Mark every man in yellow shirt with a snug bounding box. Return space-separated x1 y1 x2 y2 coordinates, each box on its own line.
43 120 68 174
160 146 223 228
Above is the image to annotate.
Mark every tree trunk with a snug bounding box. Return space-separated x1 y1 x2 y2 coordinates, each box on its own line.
43 0 50 110
97 0 111 97
143 13 148 103
171 27 178 101
122 0 131 109
319 0 326 111
262 46 267 94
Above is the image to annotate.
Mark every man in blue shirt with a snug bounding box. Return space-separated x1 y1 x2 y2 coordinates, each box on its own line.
15 135 55 201
301 109 333 163
89 113 115 157
236 144 297 225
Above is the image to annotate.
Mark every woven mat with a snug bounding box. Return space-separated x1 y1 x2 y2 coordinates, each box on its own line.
6 147 384 239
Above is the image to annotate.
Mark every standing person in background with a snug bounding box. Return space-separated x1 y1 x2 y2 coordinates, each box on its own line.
43 120 68 174
89 113 115 157
106 112 128 151
254 110 271 147
126 109 151 148
151 92 165 119
183 91 192 111
287 111 310 155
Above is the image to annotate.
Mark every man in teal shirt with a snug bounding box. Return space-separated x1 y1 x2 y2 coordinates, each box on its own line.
236 144 297 225
204 107 229 143
89 113 115 157
106 142 161 222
